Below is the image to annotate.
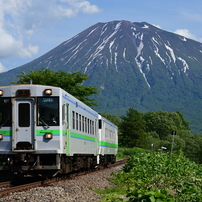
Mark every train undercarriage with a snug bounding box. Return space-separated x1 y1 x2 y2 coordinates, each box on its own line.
0 153 116 177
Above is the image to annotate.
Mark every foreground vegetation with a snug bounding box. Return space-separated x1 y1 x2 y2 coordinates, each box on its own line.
96 148 202 202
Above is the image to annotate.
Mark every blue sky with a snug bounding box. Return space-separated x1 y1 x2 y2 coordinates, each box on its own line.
1 0 202 73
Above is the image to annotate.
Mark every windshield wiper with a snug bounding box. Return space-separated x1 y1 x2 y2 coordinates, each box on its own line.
0 117 10 129
39 117 50 128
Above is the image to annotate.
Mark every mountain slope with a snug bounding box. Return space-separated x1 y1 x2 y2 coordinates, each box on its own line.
1 20 202 133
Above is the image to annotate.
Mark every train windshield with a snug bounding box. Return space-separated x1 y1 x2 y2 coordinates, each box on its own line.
0 98 12 127
37 97 59 126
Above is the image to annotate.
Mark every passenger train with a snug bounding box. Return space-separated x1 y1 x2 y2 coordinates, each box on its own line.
0 84 118 177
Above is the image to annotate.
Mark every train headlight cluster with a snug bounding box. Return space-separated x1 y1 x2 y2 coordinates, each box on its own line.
0 134 3 140
45 133 53 139
44 89 52 95
0 90 3 96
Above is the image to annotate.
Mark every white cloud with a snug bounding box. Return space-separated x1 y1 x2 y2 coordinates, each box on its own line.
0 25 39 58
174 29 202 43
0 0 101 60
59 0 101 15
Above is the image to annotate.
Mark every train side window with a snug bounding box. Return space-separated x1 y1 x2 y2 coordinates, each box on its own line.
82 116 84 132
62 104 65 123
79 114 81 131
98 120 102 129
85 117 87 133
90 120 92 134
92 121 94 135
0 98 12 127
72 111 75 129
88 119 90 134
76 113 78 130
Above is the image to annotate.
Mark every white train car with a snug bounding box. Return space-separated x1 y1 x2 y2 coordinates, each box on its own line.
98 114 118 166
0 84 118 176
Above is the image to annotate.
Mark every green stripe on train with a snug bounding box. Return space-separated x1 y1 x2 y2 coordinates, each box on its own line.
36 130 60 136
99 141 118 148
70 132 118 148
0 130 12 136
70 132 96 142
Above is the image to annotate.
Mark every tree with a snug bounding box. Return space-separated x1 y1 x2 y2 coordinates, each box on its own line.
12 68 99 106
175 111 190 130
144 111 190 139
119 108 146 148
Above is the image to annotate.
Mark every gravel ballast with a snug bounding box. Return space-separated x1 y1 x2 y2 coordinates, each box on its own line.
0 167 122 202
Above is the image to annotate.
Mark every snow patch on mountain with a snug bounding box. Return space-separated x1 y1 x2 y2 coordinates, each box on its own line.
84 21 123 73
142 24 149 29
114 52 118 72
177 57 189 74
165 44 176 63
87 27 99 37
123 48 130 63
109 39 115 63
152 41 166 65
134 33 150 88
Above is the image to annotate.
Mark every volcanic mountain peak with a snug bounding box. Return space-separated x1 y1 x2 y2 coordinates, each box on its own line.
1 20 202 132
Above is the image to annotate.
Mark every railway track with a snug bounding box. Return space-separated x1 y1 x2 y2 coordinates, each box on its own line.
0 181 12 189
0 159 127 197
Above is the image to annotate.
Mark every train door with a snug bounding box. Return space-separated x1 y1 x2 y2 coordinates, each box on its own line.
63 103 70 155
12 99 35 151
95 119 99 155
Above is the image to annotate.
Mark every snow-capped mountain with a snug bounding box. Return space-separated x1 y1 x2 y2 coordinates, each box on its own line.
1 20 202 132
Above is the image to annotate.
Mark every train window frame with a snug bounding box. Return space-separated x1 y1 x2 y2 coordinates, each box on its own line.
79 114 81 131
0 98 12 127
76 113 78 130
18 103 30 127
85 117 87 133
72 111 75 129
82 116 84 132
87 118 90 134
37 97 59 126
92 121 94 135
98 120 102 129
62 104 65 124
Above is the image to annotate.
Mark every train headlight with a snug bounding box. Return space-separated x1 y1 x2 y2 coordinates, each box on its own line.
0 90 3 96
44 89 52 95
0 134 3 140
45 133 53 139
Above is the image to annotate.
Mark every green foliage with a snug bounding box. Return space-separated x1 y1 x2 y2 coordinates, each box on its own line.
144 111 190 139
127 189 174 202
96 186 127 202
119 108 146 148
117 147 148 159
178 132 202 164
118 108 202 164
107 149 202 201
12 68 99 106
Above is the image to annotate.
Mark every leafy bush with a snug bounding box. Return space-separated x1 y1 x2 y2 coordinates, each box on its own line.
117 147 148 159
102 149 202 201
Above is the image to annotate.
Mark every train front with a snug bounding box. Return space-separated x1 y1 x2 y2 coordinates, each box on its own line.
0 85 64 177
